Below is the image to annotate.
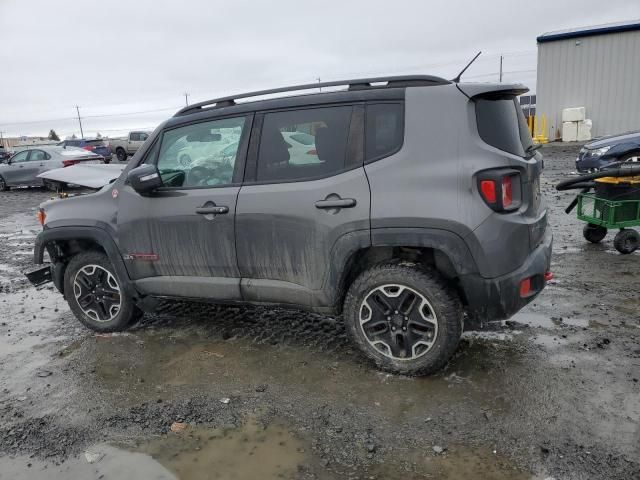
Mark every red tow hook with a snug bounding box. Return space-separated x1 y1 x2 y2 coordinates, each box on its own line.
544 271 554 282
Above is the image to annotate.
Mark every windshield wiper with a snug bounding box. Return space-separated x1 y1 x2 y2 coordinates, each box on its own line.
525 144 542 158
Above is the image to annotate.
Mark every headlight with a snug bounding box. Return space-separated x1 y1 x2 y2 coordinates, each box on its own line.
590 146 611 157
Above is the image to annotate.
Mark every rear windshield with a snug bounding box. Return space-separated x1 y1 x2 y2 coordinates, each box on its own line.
86 140 105 147
475 96 534 157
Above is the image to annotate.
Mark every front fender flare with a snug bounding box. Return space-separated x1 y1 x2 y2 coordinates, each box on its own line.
34 226 137 298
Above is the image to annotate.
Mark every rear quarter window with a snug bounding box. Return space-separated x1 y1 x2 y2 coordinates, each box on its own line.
475 97 533 157
365 103 403 162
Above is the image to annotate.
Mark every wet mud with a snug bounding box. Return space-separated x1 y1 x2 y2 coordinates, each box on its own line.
0 145 639 479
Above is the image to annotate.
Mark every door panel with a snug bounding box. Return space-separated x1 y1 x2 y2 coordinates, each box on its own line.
116 185 240 281
2 151 30 185
236 169 370 301
115 115 251 299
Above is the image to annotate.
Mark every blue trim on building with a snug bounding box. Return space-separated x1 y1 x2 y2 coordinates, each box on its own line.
537 21 640 43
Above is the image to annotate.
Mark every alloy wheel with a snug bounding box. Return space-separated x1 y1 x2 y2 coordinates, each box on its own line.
73 265 122 322
359 284 438 360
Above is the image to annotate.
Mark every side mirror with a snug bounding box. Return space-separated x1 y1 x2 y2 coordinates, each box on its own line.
128 164 163 194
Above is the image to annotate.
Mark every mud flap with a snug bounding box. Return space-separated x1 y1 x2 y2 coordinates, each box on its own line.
25 265 52 287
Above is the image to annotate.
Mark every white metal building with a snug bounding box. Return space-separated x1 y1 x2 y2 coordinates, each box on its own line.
536 20 640 140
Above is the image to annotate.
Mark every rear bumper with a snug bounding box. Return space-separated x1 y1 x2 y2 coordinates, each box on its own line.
460 228 553 322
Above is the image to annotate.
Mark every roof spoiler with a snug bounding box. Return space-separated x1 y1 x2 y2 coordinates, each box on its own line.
456 83 529 99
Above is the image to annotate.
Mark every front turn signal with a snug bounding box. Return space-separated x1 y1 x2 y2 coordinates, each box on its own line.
36 208 46 226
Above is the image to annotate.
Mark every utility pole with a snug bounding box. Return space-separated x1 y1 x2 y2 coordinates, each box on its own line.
0 131 4 149
317 77 321 92
499 55 503 82
75 105 84 139
184 92 190 106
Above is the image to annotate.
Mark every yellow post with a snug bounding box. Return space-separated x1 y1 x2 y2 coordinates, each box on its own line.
533 114 549 144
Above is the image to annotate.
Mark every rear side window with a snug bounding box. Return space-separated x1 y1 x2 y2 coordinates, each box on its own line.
366 103 403 162
475 96 534 157
257 106 352 182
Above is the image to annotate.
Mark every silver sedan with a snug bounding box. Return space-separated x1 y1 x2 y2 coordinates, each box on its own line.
0 146 104 190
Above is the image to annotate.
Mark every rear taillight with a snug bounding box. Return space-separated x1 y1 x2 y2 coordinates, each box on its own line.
480 180 497 203
83 146 93 151
62 159 80 167
477 169 521 212
502 175 513 207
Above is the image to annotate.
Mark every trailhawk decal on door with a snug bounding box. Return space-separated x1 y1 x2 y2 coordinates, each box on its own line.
123 253 159 261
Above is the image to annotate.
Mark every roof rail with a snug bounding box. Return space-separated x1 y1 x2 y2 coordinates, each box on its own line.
174 75 450 117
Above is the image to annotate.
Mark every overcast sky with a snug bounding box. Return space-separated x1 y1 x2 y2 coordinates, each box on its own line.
0 0 638 139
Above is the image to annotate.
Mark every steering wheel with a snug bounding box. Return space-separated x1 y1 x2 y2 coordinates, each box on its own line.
186 166 212 186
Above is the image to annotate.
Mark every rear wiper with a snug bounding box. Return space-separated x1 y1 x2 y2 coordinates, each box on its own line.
525 144 542 158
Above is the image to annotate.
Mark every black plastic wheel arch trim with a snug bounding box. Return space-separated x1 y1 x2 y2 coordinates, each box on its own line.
33 226 138 299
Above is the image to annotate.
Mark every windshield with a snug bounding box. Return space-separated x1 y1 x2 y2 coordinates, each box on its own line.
475 96 534 157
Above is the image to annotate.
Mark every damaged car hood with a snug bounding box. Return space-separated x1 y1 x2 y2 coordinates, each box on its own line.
38 164 126 189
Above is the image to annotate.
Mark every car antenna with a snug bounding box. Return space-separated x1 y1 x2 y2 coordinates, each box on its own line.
451 51 482 83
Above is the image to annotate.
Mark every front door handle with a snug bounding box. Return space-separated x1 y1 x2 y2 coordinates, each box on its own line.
196 205 229 215
315 198 356 209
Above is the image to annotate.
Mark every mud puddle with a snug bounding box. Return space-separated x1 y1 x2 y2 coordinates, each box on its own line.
372 445 534 480
0 418 316 480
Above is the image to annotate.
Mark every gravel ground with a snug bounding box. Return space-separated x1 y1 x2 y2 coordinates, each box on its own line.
0 144 638 480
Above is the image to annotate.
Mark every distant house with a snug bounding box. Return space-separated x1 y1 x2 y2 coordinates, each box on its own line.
3 136 58 148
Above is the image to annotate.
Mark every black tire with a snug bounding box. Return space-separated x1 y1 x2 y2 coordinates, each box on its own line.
583 223 607 243
42 180 59 192
613 229 639 255
116 148 127 162
103 159 111 165
0 175 9 191
343 262 463 376
63 251 141 332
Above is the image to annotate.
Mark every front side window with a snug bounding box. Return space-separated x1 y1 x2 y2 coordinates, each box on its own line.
155 117 246 188
366 103 403 162
257 106 352 182
11 151 29 163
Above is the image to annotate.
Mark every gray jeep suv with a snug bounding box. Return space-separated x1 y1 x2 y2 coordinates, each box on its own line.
28 75 552 375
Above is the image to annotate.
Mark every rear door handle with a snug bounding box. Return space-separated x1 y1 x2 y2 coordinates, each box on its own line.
195 205 229 215
315 198 356 209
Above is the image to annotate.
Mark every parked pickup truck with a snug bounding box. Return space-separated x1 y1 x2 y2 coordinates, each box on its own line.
107 131 150 162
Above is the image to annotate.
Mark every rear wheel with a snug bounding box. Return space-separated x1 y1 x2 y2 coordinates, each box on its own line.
64 251 141 332
583 223 607 243
613 229 639 254
116 148 127 162
343 262 463 376
0 175 8 191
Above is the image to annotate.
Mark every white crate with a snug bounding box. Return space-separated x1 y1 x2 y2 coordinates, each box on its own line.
577 119 592 141
562 107 586 122
562 121 578 142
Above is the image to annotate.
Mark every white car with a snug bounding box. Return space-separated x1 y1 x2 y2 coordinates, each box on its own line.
281 131 320 164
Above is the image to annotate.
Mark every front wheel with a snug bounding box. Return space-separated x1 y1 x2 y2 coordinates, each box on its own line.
613 229 639 254
583 223 607 243
0 175 8 191
63 251 141 332
343 262 463 376
116 148 127 162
